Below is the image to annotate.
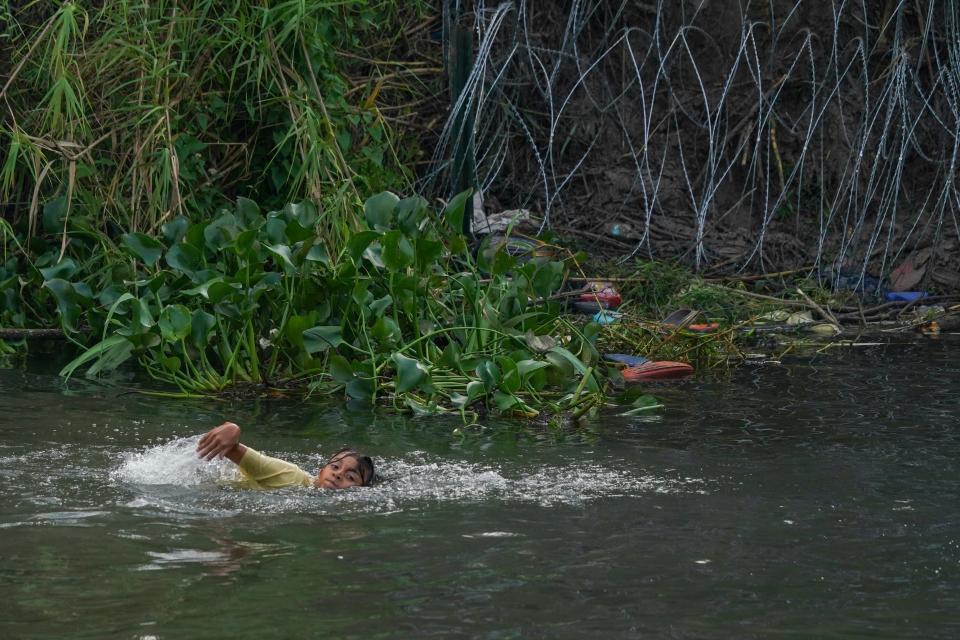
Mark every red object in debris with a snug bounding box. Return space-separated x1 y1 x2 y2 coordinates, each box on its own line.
687 322 720 333
579 283 621 308
622 361 694 381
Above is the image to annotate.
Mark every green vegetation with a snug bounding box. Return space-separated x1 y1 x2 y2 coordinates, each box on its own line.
4 189 609 420
0 2 768 420
0 1 421 247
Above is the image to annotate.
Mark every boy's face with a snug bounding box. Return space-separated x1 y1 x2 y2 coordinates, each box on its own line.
314 453 364 489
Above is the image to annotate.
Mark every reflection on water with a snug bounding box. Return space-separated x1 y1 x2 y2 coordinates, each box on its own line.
1 338 959 638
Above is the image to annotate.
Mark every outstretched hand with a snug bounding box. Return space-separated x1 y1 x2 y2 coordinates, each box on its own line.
197 422 242 461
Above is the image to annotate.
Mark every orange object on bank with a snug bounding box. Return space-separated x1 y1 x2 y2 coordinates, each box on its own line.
622 361 694 381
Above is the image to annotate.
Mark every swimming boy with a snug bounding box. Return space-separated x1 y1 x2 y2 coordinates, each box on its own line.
196 422 375 490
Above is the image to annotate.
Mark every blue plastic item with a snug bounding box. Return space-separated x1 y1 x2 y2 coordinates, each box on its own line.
593 310 622 325
885 291 927 302
604 353 650 367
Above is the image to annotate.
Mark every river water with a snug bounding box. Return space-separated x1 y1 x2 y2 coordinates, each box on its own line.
1 338 958 638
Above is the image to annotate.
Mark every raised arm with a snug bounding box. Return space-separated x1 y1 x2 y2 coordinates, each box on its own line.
197 421 247 464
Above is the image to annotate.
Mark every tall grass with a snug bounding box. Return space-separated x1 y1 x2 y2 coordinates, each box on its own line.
1 1 426 251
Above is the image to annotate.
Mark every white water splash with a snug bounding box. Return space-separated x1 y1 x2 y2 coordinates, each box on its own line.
113 435 237 486
113 437 707 515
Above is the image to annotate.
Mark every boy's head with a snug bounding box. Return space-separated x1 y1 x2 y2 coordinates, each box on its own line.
313 448 375 489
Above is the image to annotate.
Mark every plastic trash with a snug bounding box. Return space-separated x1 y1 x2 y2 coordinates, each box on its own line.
593 310 622 325
579 281 621 308
604 353 650 367
605 222 640 240
687 322 720 333
885 291 927 302
622 361 694 381
662 308 701 330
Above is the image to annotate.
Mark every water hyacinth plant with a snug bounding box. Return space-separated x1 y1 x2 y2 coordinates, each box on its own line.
45 191 603 418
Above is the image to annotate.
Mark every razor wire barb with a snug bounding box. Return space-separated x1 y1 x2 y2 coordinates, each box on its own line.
424 0 960 285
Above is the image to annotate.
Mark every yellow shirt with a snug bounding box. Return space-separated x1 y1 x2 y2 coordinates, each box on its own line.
236 447 313 489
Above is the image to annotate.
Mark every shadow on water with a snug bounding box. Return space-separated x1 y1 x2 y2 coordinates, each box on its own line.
1 337 959 638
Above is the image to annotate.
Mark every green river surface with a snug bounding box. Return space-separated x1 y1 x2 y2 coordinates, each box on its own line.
1 338 958 638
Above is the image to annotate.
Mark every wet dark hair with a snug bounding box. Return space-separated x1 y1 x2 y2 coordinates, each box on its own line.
326 447 377 487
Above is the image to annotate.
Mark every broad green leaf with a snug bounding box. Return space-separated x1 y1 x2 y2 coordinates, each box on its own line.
368 294 393 317
465 380 485 403
549 345 599 392
184 278 241 304
328 353 354 384
352 279 372 306
492 247 516 275
190 309 216 349
264 217 287 244
234 229 259 259
39 258 77 281
346 230 381 262
159 304 191 341
285 314 315 350
501 367 521 393
493 391 521 411
395 195 428 236
392 353 429 393
582 321 602 340
381 230 414 272
302 325 344 353
160 355 181 374
42 196 67 234
165 243 202 275
517 359 550 378
131 297 155 331
184 221 208 250
364 191 399 230
203 212 239 251
97 285 128 308
283 201 318 228
442 189 472 235
283 218 314 243
43 279 86 331
532 261 565 298
305 243 330 265
345 377 374 402
161 216 189 244
440 341 462 370
372 316 401 346
235 197 262 227
121 233 164 267
544 350 574 385
266 244 297 272
475 359 500 390
495 357 520 393
415 238 444 270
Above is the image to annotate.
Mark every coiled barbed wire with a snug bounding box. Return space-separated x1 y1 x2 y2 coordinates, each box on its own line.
426 0 959 283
